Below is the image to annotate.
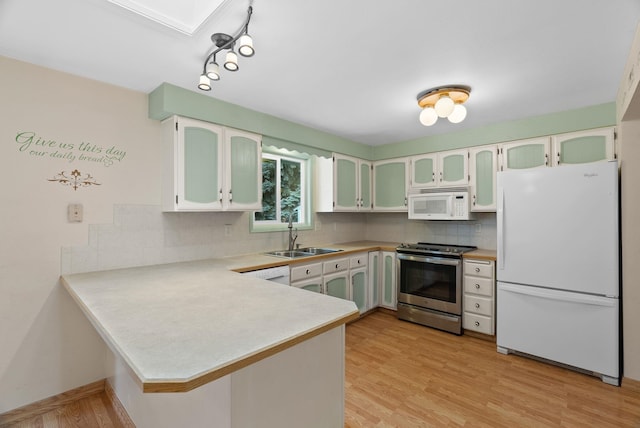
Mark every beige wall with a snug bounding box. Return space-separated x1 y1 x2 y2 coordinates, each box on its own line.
618 119 640 381
0 56 162 411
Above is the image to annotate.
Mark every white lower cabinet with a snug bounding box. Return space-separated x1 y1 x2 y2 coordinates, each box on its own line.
324 272 349 300
462 258 496 335
290 250 395 313
349 253 368 314
367 251 380 310
290 262 323 293
379 251 397 310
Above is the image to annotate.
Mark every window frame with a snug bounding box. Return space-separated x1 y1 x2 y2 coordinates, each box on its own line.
250 149 313 233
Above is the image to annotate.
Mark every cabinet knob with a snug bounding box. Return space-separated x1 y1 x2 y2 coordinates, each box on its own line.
306 269 310 275
475 283 480 289
475 267 480 273
229 189 233 203
475 321 480 327
475 303 480 309
335 263 340 269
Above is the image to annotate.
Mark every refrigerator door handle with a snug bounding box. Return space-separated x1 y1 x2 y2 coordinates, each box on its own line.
499 283 616 307
497 186 504 270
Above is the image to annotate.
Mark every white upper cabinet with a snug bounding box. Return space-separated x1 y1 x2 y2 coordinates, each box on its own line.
373 157 410 211
410 149 469 189
551 127 616 166
468 145 498 212
498 137 551 171
162 115 261 212
314 154 372 212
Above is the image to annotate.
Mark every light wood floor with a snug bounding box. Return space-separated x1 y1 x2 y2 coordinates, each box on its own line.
5 392 125 428
345 311 640 427
7 310 640 427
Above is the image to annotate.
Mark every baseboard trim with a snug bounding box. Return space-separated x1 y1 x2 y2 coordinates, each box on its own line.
104 379 136 428
0 379 105 427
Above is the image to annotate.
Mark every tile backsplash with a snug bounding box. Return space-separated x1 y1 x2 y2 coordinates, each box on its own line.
61 205 496 274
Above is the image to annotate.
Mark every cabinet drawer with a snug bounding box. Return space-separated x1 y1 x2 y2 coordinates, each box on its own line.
463 312 494 335
464 276 494 297
290 263 322 282
350 254 368 269
464 295 493 317
463 260 493 278
323 257 349 274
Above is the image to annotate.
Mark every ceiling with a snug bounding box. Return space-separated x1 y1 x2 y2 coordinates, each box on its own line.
1 0 639 146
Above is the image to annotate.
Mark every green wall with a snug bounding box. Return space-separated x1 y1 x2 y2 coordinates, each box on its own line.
149 83 616 161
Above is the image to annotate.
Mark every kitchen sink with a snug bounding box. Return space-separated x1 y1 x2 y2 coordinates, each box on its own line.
264 248 342 258
265 250 314 258
296 247 343 255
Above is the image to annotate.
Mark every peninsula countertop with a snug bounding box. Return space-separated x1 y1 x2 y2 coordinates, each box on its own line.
61 259 359 393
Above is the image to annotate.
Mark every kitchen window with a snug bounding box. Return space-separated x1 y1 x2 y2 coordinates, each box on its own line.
251 150 311 232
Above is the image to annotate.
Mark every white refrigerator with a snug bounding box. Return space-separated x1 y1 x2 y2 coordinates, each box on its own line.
496 160 620 385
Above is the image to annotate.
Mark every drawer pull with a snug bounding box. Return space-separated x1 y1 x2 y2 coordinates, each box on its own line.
306 269 310 275
475 303 480 309
335 263 340 269
475 267 480 273
475 283 480 289
475 321 480 327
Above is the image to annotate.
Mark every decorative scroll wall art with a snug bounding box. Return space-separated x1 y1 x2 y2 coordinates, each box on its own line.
48 169 101 191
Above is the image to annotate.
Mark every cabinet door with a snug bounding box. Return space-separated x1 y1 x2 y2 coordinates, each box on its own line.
334 154 359 211
350 267 368 313
324 272 349 300
499 137 550 171
291 278 323 294
439 149 468 187
359 160 372 211
551 127 615 166
368 251 380 310
171 116 224 211
373 158 409 211
410 154 438 188
380 251 397 310
469 145 498 212
224 128 262 210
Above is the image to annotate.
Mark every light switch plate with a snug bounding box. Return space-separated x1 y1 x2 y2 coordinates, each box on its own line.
68 204 83 222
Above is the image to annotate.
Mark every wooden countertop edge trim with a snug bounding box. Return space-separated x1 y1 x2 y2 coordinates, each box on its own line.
141 309 360 393
463 253 497 261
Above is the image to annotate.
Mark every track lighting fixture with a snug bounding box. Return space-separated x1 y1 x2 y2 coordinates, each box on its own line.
198 5 254 91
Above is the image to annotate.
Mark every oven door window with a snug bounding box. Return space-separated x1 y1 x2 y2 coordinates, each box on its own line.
399 257 458 304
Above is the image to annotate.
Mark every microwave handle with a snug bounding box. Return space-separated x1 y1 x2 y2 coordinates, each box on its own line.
449 196 454 218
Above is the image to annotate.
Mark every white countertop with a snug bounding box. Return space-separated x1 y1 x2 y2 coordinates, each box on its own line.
61 259 359 392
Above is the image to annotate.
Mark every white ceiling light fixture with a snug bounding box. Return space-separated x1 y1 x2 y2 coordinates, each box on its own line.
198 5 255 91
417 85 471 126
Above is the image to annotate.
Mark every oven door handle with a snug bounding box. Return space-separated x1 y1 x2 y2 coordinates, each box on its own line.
396 253 460 266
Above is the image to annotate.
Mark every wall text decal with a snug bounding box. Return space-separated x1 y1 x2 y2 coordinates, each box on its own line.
48 170 101 191
15 131 127 167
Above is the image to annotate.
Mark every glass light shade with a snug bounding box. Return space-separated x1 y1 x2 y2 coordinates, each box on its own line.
198 74 211 91
206 62 220 80
238 34 254 57
447 104 467 123
419 107 438 126
435 95 455 117
224 50 239 71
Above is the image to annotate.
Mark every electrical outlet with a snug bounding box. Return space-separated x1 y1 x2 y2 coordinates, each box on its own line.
68 204 83 222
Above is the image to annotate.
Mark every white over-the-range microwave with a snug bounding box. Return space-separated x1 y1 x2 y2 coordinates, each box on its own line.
407 187 474 220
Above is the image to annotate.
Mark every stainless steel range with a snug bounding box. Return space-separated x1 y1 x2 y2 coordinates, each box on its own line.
396 242 477 335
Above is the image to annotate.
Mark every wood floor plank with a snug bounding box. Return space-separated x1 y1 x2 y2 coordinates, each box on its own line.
345 311 640 427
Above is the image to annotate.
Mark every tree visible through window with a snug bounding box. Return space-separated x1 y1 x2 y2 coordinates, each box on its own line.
254 153 305 224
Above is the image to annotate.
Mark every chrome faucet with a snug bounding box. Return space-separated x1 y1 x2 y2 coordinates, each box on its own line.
288 213 298 251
